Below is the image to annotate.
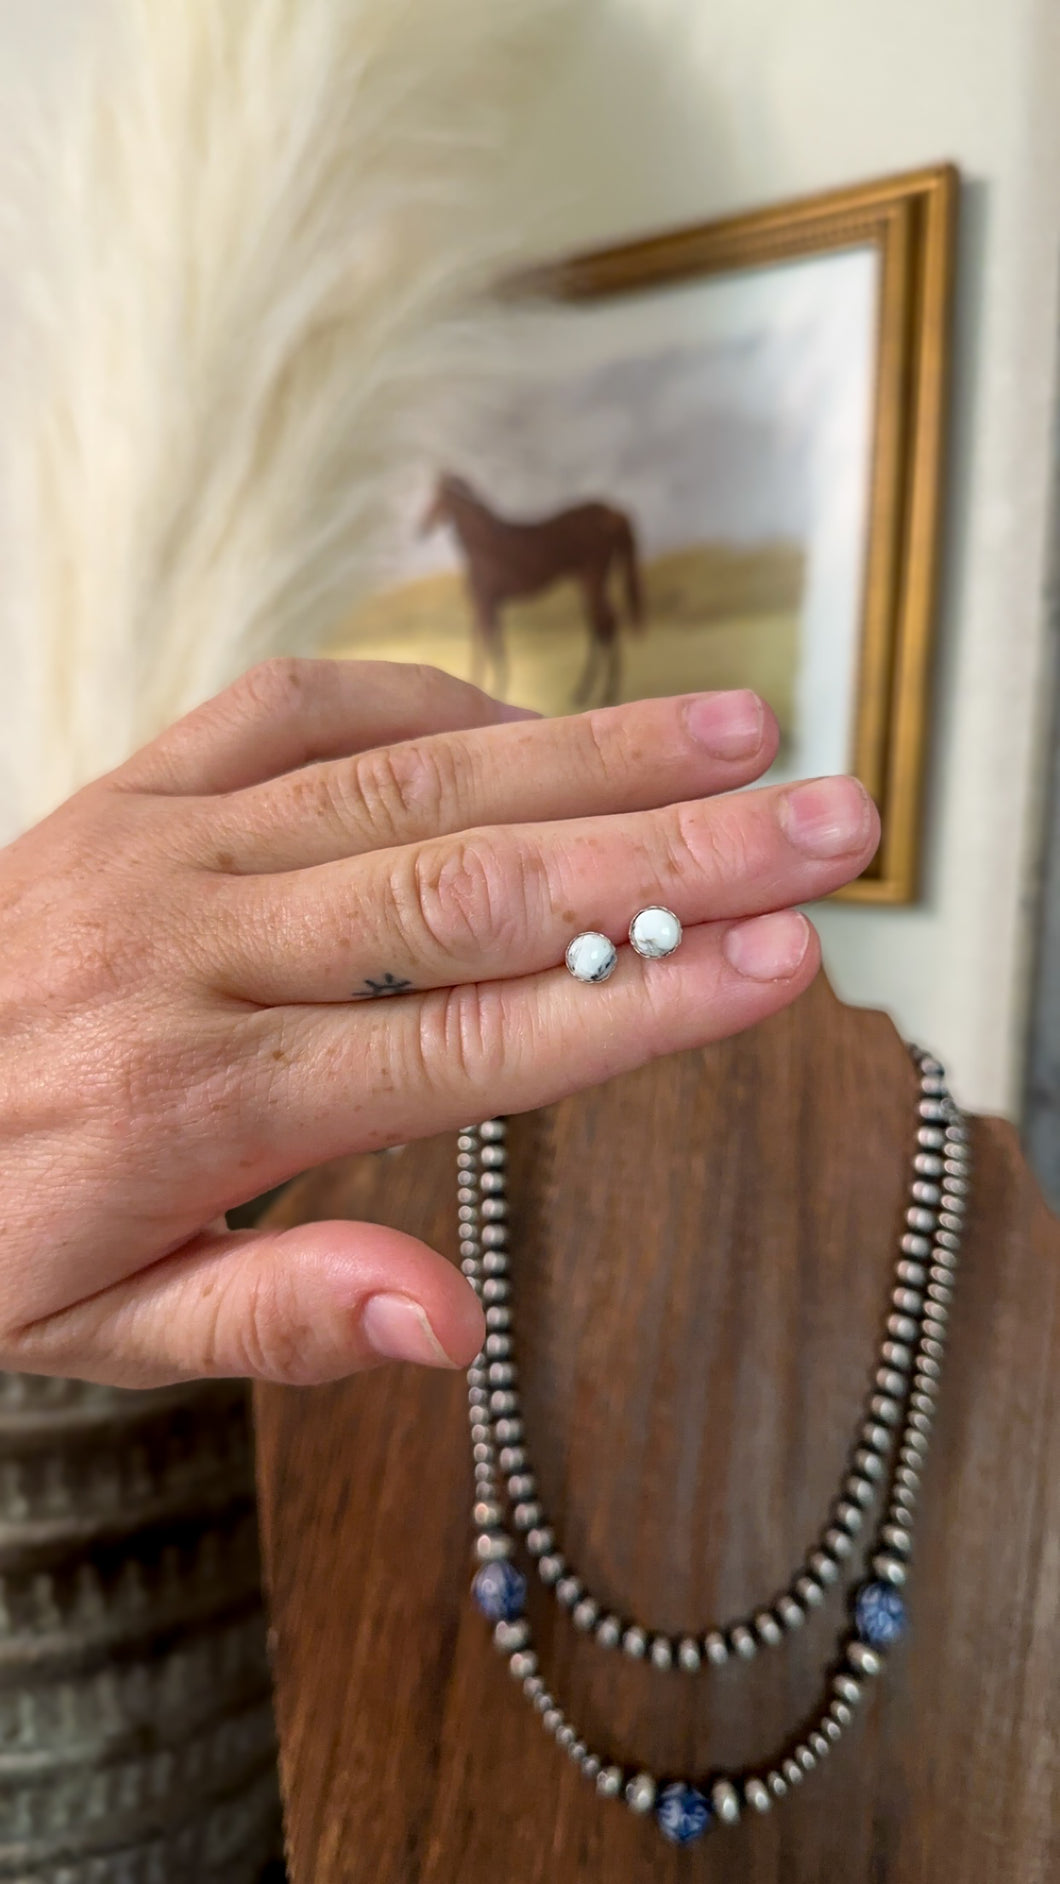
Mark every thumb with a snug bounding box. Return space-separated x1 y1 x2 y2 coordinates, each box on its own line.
7 1221 485 1389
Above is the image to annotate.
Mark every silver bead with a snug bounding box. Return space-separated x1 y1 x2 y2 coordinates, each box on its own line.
896 1261 927 1289
872 1553 907 1587
485 1333 511 1358
823 1716 843 1743
539 1554 564 1584
809 1550 840 1587
507 1472 535 1500
876 1366 910 1398
824 1526 853 1560
796 1744 816 1773
678 1635 702 1671
469 1425 491 1450
870 1395 902 1426
730 1624 757 1659
836 1500 864 1534
495 1618 531 1652
705 1630 729 1665
582 1754 601 1781
622 1625 647 1659
471 1442 492 1466
921 1335 946 1361
745 1778 772 1814
480 1143 507 1167
486 1306 511 1330
881 1523 912 1555
809 1731 830 1761
918 1097 949 1120
794 1574 825 1609
498 1444 525 1473
848 1640 883 1677
569 1741 586 1765
755 1610 783 1647
916 1354 942 1381
482 1251 509 1276
542 1708 564 1736
917 1125 947 1149
457 1132 480 1153
481 1120 507 1142
768 1771 788 1800
833 1673 863 1706
776 1594 804 1630
845 1477 875 1510
597 1765 623 1799
481 1199 508 1222
527 1522 561 1552
908 1410 933 1436
513 1503 542 1531
888 1314 919 1342
479 1171 505 1195
555 1576 582 1610
482 1279 509 1303
854 1448 885 1481
863 1422 894 1453
473 1501 502 1529
510 1651 538 1680
482 1226 509 1251
905 1208 936 1235
557 1725 576 1751
524 1674 544 1701
912 1181 942 1206
573 1598 600 1633
893 1285 924 1314
650 1635 674 1670
596 1615 622 1649
490 1390 518 1416
626 1773 657 1815
493 1418 522 1443
475 1532 513 1561
533 1689 553 1714
829 1698 854 1727
914 1153 944 1177
901 1230 933 1257
894 1463 921 1495
782 1758 804 1787
712 1779 741 1825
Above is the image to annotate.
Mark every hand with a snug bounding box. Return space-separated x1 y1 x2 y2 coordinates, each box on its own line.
0 659 879 1387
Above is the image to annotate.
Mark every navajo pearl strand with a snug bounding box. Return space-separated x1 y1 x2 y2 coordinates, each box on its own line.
459 1052 968 1843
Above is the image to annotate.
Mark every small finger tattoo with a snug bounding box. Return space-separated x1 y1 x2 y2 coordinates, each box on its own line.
355 973 415 999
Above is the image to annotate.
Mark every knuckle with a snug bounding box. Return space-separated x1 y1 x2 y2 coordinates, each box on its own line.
415 981 510 1090
349 737 462 843
400 834 544 960
235 656 314 719
669 799 752 884
230 1261 307 1385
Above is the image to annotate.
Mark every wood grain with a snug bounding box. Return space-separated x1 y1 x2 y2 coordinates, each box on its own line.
255 978 1060 1882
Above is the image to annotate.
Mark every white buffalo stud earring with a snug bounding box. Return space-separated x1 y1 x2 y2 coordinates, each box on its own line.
565 931 618 984
628 905 683 960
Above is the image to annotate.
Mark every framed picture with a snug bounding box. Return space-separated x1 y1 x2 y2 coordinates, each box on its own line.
336 164 957 903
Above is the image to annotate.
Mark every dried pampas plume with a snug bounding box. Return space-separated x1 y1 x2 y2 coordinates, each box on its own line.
0 0 581 835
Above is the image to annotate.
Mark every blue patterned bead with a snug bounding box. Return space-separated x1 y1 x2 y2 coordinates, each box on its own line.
472 1559 526 1623
855 1580 907 1647
656 1783 713 1845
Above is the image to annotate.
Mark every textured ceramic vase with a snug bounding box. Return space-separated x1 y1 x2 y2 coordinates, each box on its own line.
0 1371 280 1882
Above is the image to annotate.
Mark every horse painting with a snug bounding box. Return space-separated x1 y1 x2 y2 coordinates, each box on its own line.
421 473 644 705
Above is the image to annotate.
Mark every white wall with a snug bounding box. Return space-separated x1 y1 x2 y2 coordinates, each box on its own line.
498 0 1060 1119
1 0 1056 1116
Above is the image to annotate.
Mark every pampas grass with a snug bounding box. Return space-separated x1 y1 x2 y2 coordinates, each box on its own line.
0 0 582 835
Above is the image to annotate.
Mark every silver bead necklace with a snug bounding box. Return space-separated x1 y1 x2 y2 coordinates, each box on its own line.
459 1049 970 1846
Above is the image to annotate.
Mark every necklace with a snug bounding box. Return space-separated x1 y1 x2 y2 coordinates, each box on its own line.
458 1048 969 1845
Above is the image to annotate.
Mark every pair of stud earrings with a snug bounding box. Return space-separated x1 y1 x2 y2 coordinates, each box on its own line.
565 906 682 984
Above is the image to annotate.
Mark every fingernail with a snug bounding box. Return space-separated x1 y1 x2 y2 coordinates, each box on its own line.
361 1292 458 1368
497 701 542 722
685 690 764 759
781 777 873 857
723 910 811 982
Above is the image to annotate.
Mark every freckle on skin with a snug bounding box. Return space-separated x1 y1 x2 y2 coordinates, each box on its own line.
215 851 235 872
271 1050 285 1062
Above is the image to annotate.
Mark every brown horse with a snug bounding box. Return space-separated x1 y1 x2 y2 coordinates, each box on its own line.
421 473 644 705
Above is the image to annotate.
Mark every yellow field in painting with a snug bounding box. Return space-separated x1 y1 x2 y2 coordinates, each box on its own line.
330 542 804 733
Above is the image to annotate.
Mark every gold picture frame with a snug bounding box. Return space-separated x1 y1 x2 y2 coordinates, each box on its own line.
514 164 958 905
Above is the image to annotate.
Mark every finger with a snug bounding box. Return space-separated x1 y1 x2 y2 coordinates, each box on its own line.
225 908 823 1192
6 1219 485 1389
203 688 777 870
116 658 534 797
207 775 876 1004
